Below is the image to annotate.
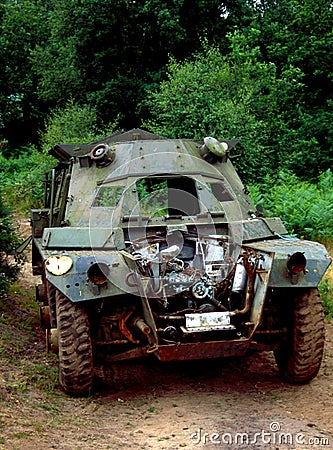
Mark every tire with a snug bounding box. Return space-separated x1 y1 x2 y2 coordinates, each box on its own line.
56 290 94 395
46 281 57 328
274 288 325 384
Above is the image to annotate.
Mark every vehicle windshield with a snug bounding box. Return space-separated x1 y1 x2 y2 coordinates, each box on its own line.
136 175 200 217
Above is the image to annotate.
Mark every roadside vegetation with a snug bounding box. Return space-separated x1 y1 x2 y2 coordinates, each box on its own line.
0 199 24 297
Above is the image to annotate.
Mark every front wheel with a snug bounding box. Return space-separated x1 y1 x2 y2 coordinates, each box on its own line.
56 290 94 395
274 288 325 384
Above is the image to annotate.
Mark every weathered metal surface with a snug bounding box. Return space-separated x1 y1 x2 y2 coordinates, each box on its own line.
249 252 273 328
155 340 250 361
31 127 332 381
33 237 138 301
245 239 331 287
240 217 287 241
41 227 118 249
40 219 290 250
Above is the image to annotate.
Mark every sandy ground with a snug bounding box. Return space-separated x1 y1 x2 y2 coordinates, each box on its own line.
1 220 332 450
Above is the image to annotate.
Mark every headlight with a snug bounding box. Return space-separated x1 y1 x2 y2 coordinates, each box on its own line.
45 255 73 276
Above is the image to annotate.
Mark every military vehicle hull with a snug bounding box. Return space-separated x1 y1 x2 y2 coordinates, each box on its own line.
31 129 331 394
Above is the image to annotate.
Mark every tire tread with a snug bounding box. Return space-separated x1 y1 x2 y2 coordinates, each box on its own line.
56 290 94 394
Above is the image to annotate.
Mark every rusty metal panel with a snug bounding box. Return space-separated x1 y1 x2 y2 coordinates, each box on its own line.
245 239 332 287
241 217 288 241
155 340 250 361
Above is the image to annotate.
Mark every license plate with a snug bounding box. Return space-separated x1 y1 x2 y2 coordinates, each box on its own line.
185 311 234 332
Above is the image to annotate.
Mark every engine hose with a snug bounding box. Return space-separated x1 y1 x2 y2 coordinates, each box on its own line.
210 296 228 311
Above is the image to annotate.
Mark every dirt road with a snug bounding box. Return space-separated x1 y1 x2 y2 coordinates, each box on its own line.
1 319 333 449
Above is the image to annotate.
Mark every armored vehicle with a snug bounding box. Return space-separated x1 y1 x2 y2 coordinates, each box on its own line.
31 129 331 394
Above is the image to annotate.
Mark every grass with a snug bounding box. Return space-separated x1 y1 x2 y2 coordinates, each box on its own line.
0 280 60 409
320 278 333 321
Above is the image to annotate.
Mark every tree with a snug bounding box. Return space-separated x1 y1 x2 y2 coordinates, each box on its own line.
249 0 333 179
144 33 306 183
28 0 259 135
0 0 49 150
1 0 332 183
40 101 104 150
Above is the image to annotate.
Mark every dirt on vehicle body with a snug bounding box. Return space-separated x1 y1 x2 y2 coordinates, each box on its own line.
31 128 332 394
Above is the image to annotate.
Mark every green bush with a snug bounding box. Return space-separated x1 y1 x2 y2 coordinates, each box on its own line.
143 33 312 185
319 278 333 321
1 102 118 212
0 199 23 297
249 169 333 241
0 147 55 211
40 100 104 151
144 43 273 183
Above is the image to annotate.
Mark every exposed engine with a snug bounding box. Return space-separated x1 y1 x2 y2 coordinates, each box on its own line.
123 231 261 343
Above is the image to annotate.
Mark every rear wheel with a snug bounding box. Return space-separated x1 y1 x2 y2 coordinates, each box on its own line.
274 288 325 383
56 290 94 395
46 281 57 328
44 281 57 353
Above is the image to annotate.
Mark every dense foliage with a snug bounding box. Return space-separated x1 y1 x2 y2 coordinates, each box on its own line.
144 37 303 183
0 198 23 297
1 0 332 182
0 102 112 212
249 170 333 242
145 26 333 183
0 0 251 148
